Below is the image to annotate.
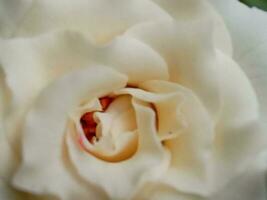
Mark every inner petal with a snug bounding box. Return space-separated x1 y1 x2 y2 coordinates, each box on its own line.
76 95 138 162
114 88 187 141
80 97 113 143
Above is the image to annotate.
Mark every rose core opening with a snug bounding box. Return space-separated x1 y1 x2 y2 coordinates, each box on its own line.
80 97 113 143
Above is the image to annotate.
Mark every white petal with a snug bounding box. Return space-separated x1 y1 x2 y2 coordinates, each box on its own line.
212 51 267 193
14 0 170 42
72 96 138 162
0 180 32 200
140 80 214 195
0 30 168 150
13 66 127 199
210 161 267 200
0 31 94 150
0 128 17 180
66 98 169 199
114 87 187 141
0 0 32 37
209 0 267 124
126 19 221 118
150 0 232 55
134 182 203 200
0 31 167 111
96 36 169 85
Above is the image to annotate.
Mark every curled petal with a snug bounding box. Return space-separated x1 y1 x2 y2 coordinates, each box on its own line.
0 30 168 150
114 87 186 141
0 0 33 37
151 0 232 55
210 0 267 125
66 98 169 199
12 66 127 199
13 0 170 42
126 19 221 118
212 51 267 192
140 80 214 195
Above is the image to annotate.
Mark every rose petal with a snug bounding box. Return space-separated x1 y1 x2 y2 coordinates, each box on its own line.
140 80 214 195
126 19 221 118
209 0 267 124
71 96 138 162
210 158 267 200
135 163 267 200
96 36 169 85
0 30 168 111
0 180 32 200
66 98 169 199
114 87 187 141
12 66 127 199
211 50 267 192
0 128 17 180
150 0 232 55
0 0 32 37
134 183 203 200
13 0 170 42
0 30 168 151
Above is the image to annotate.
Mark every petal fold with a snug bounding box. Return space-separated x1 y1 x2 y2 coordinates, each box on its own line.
13 66 127 199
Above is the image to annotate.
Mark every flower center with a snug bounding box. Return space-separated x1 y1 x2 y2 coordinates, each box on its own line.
80 97 113 143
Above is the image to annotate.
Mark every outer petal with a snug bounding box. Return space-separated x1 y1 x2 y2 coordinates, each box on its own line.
140 80 214 196
209 0 267 124
126 19 221 118
212 51 267 194
67 98 169 199
12 66 127 199
209 156 267 200
151 0 232 55
114 87 187 141
0 30 168 150
13 0 170 42
135 162 267 200
0 0 33 37
134 183 203 200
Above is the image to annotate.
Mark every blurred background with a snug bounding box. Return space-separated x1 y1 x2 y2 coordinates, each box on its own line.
240 0 267 11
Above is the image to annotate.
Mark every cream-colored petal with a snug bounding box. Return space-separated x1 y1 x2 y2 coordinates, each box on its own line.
134 183 203 200
0 64 26 200
73 95 138 162
209 159 267 200
150 0 232 55
106 96 137 137
13 66 127 199
95 36 169 85
0 128 17 180
209 0 267 125
0 70 14 175
14 0 170 42
126 20 221 118
141 80 214 195
0 31 168 109
114 87 187 141
211 50 267 192
0 0 32 37
0 30 168 150
0 180 32 200
0 31 94 151
66 98 169 199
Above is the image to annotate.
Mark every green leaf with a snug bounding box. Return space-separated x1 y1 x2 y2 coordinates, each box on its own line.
240 0 267 11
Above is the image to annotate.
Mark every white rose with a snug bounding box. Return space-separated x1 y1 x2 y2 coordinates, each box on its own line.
0 0 266 200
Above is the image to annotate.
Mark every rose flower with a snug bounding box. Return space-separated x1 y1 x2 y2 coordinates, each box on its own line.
0 0 267 200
